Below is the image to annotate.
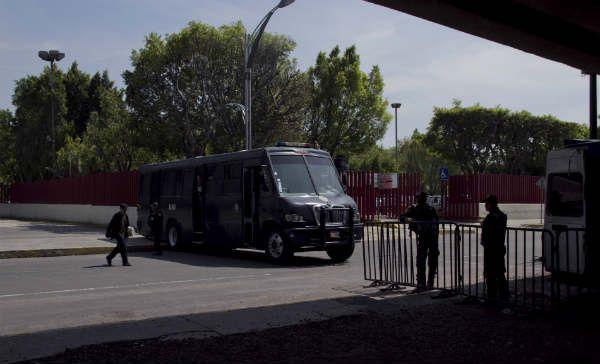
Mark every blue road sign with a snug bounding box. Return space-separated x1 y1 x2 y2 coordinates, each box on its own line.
439 167 449 181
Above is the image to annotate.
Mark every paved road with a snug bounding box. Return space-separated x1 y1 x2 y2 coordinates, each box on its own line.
0 249 363 336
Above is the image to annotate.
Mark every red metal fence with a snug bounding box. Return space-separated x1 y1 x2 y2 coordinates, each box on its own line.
0 185 10 203
443 174 545 219
9 172 139 206
1 170 544 221
344 171 421 220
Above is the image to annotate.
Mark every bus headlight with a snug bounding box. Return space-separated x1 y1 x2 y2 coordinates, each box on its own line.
352 208 361 223
284 213 306 223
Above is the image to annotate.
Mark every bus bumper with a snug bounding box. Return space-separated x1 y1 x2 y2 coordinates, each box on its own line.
283 224 363 251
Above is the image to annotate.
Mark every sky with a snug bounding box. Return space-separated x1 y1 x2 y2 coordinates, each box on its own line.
0 0 592 147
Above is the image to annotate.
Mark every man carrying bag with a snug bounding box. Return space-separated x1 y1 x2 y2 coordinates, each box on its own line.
105 203 132 266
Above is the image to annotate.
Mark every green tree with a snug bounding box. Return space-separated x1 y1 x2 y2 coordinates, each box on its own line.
305 45 391 157
63 62 91 136
124 21 308 157
12 67 68 181
398 130 458 193
0 109 17 183
424 100 587 175
57 88 163 175
349 145 395 172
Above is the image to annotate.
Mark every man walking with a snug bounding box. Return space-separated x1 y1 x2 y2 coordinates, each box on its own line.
148 202 163 255
402 192 439 291
481 195 508 303
106 203 131 266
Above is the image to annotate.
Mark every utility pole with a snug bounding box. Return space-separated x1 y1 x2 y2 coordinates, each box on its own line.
38 50 65 174
590 73 597 139
244 0 295 150
391 103 402 169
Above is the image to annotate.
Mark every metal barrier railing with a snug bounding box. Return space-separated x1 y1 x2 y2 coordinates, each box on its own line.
362 221 595 310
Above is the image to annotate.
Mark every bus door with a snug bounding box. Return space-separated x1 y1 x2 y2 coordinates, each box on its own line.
192 167 205 237
243 164 272 246
544 148 586 274
150 171 161 205
243 167 258 246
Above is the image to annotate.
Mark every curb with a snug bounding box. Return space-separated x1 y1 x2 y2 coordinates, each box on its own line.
0 245 155 259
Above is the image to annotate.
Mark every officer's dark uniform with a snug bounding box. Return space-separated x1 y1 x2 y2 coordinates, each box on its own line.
148 208 164 255
481 206 508 302
403 200 439 290
106 208 130 266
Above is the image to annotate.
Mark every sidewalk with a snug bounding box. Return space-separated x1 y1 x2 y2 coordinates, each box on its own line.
10 290 600 364
0 219 154 259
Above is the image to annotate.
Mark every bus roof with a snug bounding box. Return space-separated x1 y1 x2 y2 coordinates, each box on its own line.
139 147 331 173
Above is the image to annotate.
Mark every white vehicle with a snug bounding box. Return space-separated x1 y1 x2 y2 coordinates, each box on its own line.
543 139 599 277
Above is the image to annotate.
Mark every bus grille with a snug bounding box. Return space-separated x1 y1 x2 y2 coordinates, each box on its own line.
323 207 348 225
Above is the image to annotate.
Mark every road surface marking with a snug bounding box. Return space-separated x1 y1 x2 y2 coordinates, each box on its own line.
0 273 273 299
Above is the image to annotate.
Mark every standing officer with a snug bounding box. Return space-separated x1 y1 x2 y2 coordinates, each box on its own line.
148 202 164 255
481 195 508 303
401 192 439 291
106 203 131 266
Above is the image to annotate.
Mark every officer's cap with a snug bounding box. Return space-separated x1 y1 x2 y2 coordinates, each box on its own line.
483 195 498 205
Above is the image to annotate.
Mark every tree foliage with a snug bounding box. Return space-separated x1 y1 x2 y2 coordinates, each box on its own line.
124 21 308 157
424 100 587 175
305 45 391 157
0 109 17 183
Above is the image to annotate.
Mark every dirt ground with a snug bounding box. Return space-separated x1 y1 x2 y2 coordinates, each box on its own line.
20 296 600 364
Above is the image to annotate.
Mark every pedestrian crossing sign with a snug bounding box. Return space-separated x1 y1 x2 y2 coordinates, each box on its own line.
439 167 449 181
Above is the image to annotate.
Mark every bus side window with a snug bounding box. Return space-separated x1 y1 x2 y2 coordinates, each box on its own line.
175 170 184 196
223 163 241 195
139 175 145 202
150 172 161 203
161 171 176 196
260 165 273 193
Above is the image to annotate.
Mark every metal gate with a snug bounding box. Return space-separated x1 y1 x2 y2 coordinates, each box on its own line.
363 221 593 309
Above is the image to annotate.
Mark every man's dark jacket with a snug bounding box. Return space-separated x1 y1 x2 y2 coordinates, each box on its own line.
481 208 507 248
148 210 164 234
106 211 129 239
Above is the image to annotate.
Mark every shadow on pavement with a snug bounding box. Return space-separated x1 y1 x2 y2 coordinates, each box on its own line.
127 245 341 270
5 290 600 364
0 292 434 364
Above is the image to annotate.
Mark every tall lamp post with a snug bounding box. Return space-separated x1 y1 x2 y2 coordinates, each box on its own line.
590 73 597 139
38 50 65 172
244 0 295 150
391 103 402 169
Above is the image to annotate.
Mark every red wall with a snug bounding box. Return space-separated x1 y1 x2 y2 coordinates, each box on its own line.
10 172 139 206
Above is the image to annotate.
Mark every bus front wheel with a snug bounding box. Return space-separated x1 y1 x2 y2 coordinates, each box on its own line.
265 230 293 263
167 222 183 249
326 243 355 263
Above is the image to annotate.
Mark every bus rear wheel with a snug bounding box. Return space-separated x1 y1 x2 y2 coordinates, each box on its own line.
326 243 355 263
167 222 183 249
265 230 293 263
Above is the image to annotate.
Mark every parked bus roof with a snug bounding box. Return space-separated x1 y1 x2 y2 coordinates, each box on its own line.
139 147 331 173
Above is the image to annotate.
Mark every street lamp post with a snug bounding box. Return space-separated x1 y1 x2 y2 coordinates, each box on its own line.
227 103 247 149
244 0 295 150
38 50 65 173
391 103 402 169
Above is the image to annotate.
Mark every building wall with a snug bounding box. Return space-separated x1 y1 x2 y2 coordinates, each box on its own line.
0 203 138 226
478 203 545 221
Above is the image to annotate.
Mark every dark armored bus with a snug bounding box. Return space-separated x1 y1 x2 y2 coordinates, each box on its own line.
137 145 362 262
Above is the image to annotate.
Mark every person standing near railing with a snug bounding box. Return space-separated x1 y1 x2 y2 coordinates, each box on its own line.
481 195 508 304
401 192 439 291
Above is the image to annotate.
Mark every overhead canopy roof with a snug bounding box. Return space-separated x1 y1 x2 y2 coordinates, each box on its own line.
366 0 600 73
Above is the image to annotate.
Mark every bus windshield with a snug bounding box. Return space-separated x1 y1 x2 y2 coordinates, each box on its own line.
270 155 316 196
305 156 344 196
270 154 344 197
